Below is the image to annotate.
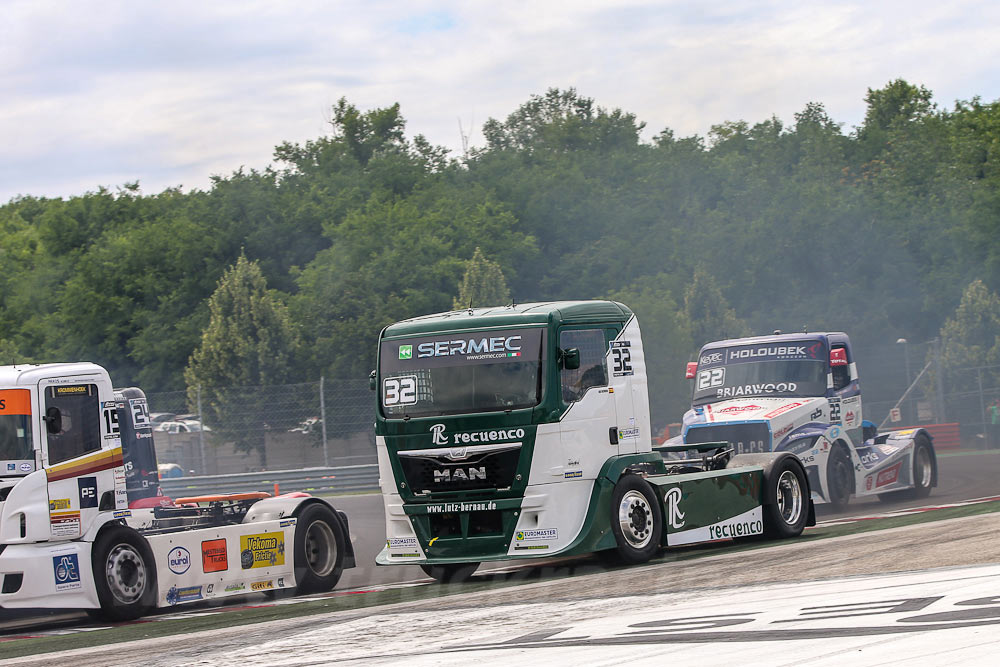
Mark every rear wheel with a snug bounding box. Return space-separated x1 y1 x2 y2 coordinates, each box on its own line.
826 443 853 510
880 435 934 502
763 460 809 538
419 563 480 583
292 503 346 594
90 527 157 621
608 474 663 565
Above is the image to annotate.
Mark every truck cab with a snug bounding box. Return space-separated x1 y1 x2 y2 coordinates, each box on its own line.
679 332 937 507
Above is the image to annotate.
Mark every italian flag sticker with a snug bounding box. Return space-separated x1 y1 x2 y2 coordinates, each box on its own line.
508 352 521 357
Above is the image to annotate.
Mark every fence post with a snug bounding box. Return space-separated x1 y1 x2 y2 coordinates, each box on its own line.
320 376 329 467
197 385 207 474
978 367 988 448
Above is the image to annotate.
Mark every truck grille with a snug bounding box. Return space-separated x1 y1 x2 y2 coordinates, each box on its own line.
398 444 521 494
685 422 772 454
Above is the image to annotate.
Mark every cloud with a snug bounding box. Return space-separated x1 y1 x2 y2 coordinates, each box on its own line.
1 0 999 201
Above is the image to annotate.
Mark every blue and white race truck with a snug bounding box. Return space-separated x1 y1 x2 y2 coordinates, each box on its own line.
675 332 937 508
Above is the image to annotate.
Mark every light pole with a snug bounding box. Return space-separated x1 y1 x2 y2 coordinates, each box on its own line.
896 338 910 423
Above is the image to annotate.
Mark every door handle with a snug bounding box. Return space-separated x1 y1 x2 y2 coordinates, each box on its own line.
609 427 619 445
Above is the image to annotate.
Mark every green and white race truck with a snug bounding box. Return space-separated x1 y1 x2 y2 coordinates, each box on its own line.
372 301 815 581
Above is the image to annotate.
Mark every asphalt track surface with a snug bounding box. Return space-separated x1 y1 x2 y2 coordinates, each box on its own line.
2 448 999 648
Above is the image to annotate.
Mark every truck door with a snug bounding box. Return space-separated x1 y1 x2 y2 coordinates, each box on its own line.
558 326 626 475
38 378 125 540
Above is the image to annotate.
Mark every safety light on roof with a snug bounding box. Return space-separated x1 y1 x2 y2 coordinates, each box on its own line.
685 362 698 379
830 348 848 367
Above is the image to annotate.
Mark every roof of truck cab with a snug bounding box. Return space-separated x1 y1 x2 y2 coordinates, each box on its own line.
382 301 633 338
0 362 108 388
699 332 846 351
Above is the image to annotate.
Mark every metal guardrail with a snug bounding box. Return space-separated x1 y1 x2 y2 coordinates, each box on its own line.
159 463 380 497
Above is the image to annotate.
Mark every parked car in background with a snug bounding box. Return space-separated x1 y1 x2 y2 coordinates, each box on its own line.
157 462 184 478
154 420 211 433
149 412 176 424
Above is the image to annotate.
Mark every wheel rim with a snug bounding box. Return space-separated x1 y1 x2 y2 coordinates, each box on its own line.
304 520 338 577
105 543 146 605
775 470 803 526
618 490 653 549
916 447 932 488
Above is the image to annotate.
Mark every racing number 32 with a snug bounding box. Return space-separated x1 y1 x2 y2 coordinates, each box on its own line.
612 348 633 374
384 376 417 406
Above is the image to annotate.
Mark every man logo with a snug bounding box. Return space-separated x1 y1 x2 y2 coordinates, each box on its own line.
665 487 685 529
430 423 448 446
445 447 469 461
398 345 413 360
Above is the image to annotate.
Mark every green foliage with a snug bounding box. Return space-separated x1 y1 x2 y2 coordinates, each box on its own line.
939 280 1000 379
453 248 512 309
2 82 1000 429
184 254 299 462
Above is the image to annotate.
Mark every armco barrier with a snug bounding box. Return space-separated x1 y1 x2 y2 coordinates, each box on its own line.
158 464 380 498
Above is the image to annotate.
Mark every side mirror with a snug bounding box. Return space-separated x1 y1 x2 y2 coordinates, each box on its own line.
562 348 581 370
685 362 698 379
45 406 62 434
368 370 377 391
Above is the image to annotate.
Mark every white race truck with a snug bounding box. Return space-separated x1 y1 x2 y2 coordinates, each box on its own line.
0 362 355 620
676 332 938 508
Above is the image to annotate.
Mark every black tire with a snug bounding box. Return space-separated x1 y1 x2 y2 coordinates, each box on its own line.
763 459 810 538
608 474 663 565
826 443 853 510
419 563 480 583
292 503 346 594
90 526 157 621
880 435 934 502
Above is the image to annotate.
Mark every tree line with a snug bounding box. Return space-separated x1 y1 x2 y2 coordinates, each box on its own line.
2 81 999 427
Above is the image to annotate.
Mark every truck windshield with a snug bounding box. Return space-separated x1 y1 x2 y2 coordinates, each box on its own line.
692 341 828 405
0 389 34 466
379 327 545 418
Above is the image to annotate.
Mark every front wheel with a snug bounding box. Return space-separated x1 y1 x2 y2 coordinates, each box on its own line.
763 460 810 538
292 503 346 594
90 527 157 621
608 475 663 565
826 443 853 510
419 563 479 583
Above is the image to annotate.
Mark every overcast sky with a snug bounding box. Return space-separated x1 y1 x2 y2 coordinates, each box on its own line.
2 0 998 203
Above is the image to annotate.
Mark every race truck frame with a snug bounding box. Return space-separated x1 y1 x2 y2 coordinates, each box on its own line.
0 362 355 620
372 301 815 582
676 332 938 508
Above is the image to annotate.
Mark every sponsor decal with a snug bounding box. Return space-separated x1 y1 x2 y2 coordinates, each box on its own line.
202 539 228 573
387 537 419 549
715 404 764 415
416 335 522 359
54 385 88 395
513 543 549 550
664 487 685 530
763 402 802 419
699 351 724 366
240 532 285 569
49 498 71 511
429 424 526 446
50 511 81 537
726 343 823 363
845 411 856 425
277 577 285 588
564 470 583 479
19 462 33 472
251 580 275 592
224 582 246 593
113 509 131 518
166 585 203 605
206 583 214 595
279 519 296 528
52 554 82 591
425 500 497 514
515 528 558 541
773 423 793 440
134 430 153 439
860 451 880 467
809 408 823 420
709 519 763 540
866 476 873 491
875 462 903 488
398 344 412 360
0 389 31 415
115 487 128 509
878 444 900 456
6 463 14 471
619 427 640 439
716 383 798 398
168 546 192 575
128 397 151 429
668 506 764 546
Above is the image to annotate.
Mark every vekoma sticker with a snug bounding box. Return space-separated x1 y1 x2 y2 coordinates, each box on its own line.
240 532 285 569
